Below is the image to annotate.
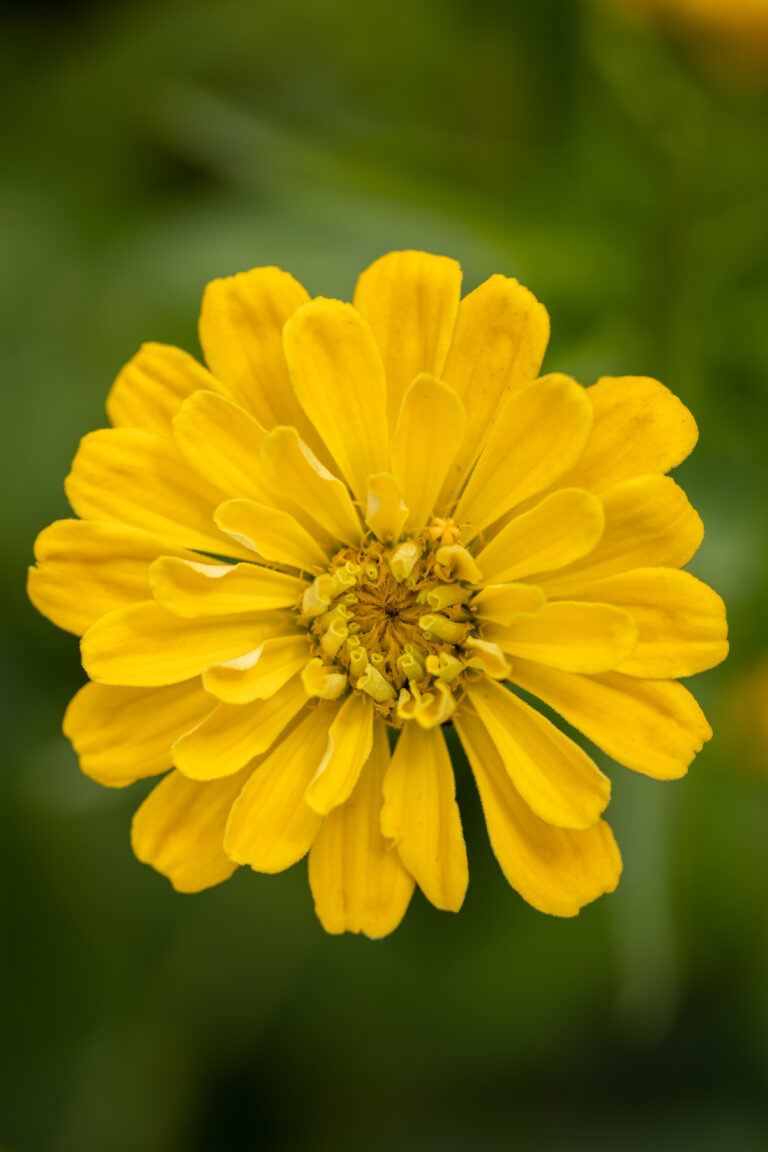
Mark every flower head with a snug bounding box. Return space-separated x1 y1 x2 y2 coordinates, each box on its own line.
28 251 728 936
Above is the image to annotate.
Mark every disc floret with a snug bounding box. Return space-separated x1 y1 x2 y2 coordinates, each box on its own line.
299 519 510 728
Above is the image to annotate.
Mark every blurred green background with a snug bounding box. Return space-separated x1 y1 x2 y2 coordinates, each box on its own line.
2 0 768 1148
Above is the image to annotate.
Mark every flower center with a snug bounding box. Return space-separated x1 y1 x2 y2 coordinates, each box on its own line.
298 519 510 728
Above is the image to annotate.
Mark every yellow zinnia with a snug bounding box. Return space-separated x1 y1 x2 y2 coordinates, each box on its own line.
28 250 728 937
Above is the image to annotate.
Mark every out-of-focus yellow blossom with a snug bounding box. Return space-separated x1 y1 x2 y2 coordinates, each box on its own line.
616 0 768 69
726 657 768 769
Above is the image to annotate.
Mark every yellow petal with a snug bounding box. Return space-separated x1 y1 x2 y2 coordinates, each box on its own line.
65 428 254 560
573 568 729 678
455 711 622 916
466 680 610 829
63 679 214 787
224 708 332 872
390 373 466 530
283 298 390 504
538 476 704 598
214 498 329 571
471 582 546 626
260 425 362 545
461 637 511 680
172 675 309 780
106 342 227 437
131 766 251 893
172 390 273 503
203 635 312 703
305 693 374 815
82 601 280 686
439 274 550 504
487 601 638 674
509 657 712 780
149 557 304 618
302 658 348 701
454 374 593 534
475 489 605 584
381 723 468 911
173 393 335 550
353 250 462 430
365 473 409 543
308 723 415 937
198 265 326 458
27 520 200 636
564 376 698 493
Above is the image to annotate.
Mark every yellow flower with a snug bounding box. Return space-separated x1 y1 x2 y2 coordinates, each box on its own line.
28 251 728 937
614 0 768 67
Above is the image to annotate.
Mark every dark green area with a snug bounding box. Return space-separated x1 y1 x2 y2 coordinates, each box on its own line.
2 0 767 1148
